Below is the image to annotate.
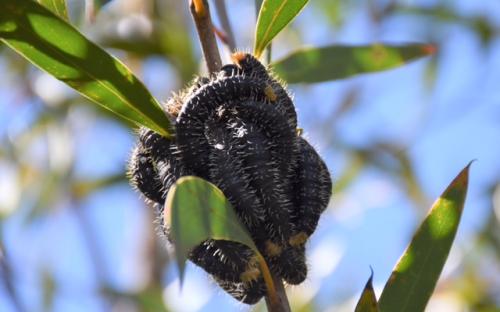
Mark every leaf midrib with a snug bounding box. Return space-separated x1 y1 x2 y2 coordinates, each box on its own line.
50 0 67 19
258 0 288 52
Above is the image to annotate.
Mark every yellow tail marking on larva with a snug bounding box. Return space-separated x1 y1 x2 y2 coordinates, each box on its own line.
265 240 282 257
289 232 308 247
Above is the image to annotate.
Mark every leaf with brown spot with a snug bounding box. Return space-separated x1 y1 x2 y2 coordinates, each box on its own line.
272 44 436 84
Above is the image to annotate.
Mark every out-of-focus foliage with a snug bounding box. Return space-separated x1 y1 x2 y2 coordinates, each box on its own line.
0 0 499 312
0 0 173 138
272 44 435 83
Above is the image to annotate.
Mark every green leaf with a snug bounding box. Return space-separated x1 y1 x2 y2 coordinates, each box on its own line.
0 0 173 138
135 286 170 312
37 0 69 21
379 162 472 312
355 269 380 312
255 0 264 19
164 176 258 282
254 0 309 58
271 44 436 84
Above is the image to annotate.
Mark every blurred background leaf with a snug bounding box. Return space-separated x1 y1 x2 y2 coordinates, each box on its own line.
272 44 435 84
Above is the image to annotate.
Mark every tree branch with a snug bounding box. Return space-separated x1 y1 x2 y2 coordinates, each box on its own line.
190 0 222 73
213 0 236 51
190 2 289 311
264 273 291 312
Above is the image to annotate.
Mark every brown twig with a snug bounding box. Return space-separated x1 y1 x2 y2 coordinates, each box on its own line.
189 1 289 310
85 0 96 23
264 273 291 312
264 44 272 65
190 0 222 73
213 0 236 51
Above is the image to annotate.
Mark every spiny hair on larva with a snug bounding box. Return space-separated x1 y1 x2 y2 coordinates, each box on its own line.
128 52 332 305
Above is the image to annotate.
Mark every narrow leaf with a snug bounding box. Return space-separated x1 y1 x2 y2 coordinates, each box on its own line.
0 0 173 138
164 176 258 282
272 44 436 84
355 269 380 312
379 162 472 312
254 0 308 58
37 0 69 21
71 173 127 199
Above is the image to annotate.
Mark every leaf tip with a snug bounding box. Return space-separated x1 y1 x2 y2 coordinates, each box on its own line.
444 161 474 195
176 260 187 289
191 0 207 17
355 266 380 312
369 265 374 282
421 44 437 55
459 160 474 184
467 159 477 167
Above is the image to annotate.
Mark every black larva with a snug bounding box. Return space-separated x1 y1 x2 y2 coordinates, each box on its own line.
128 53 332 304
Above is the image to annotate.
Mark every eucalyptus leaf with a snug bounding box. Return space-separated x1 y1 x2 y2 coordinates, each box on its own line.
355 269 380 312
0 0 173 138
37 0 69 21
164 176 258 282
272 44 436 83
254 0 309 58
379 163 471 312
